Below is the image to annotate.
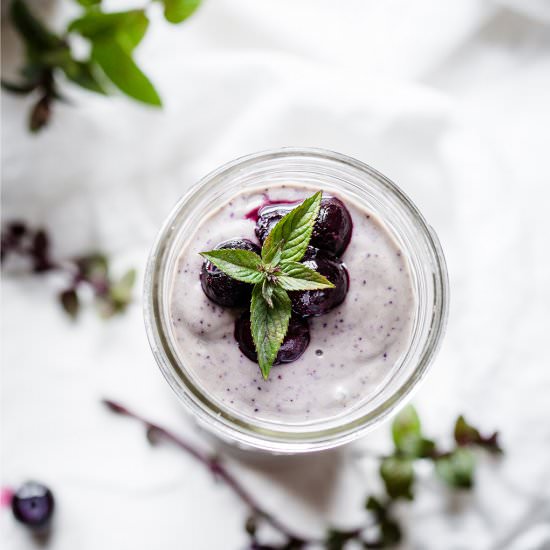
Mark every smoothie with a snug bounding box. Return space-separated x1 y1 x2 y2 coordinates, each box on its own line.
169 185 415 424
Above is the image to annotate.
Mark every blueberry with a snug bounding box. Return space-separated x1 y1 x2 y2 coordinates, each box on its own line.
11 481 54 529
311 197 352 256
234 312 310 364
290 247 349 317
255 203 295 244
200 239 260 307
255 196 352 256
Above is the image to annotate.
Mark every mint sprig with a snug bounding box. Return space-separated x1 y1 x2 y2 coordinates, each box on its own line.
199 191 334 379
2 0 202 132
106 400 504 549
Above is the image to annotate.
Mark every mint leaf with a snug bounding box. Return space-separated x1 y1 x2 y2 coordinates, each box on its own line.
392 405 436 458
250 284 291 379
61 59 107 95
380 456 414 500
435 448 475 489
76 0 101 8
454 415 503 454
59 288 79 319
392 405 421 445
277 261 335 291
200 249 264 284
261 279 275 308
325 528 357 549
76 0 102 6
11 0 62 52
380 519 402 546
160 0 202 24
1 80 37 94
69 10 149 52
109 268 136 305
91 40 162 106
262 191 322 264
365 495 386 516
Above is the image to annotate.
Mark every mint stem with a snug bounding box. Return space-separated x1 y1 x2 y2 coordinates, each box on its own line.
102 399 315 545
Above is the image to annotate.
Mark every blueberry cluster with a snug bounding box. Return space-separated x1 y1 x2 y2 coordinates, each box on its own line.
200 196 352 365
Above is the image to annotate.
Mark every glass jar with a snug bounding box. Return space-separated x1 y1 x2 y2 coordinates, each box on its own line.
144 148 449 453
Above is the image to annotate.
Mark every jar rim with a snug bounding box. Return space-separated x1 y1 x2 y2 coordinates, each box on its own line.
143 147 449 453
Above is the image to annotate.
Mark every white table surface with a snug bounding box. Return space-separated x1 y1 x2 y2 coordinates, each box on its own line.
2 1 550 549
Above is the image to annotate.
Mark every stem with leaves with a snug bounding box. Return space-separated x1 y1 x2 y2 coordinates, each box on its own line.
104 399 502 549
200 191 334 380
2 0 202 132
1 220 136 319
102 399 312 548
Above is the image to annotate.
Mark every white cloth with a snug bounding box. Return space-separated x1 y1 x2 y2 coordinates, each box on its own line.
2 1 550 548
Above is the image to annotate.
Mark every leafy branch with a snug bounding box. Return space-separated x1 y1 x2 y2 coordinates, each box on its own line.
200 192 334 379
2 0 202 132
104 399 503 549
1 220 136 319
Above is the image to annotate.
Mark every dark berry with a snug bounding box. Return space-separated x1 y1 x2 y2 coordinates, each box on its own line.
200 239 260 307
255 196 352 256
289 247 349 317
234 312 310 364
11 481 54 529
311 196 352 256
255 203 294 244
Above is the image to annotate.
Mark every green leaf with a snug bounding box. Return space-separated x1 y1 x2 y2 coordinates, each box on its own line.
69 10 149 52
261 278 275 308
392 405 421 446
76 253 109 280
160 0 202 24
454 415 503 454
109 268 136 305
380 518 402 546
365 495 386 516
244 515 256 536
391 404 435 458
91 40 162 106
250 284 291 380
380 456 414 500
75 0 102 6
277 261 335 291
325 529 357 550
262 191 322 264
454 416 480 445
10 0 62 51
59 289 80 319
435 448 475 489
1 79 37 94
200 249 264 284
61 59 107 94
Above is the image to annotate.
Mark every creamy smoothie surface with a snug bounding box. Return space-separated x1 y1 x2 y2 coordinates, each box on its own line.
169 185 415 424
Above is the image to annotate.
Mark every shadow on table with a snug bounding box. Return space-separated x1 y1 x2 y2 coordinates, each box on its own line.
211 437 345 515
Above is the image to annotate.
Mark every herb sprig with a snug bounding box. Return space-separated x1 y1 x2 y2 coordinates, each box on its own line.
104 400 503 549
200 192 334 379
2 0 202 132
1 220 136 319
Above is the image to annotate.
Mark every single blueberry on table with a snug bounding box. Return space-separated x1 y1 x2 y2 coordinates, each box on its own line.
11 481 55 529
255 196 353 256
234 312 310 365
200 239 260 307
290 246 349 317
